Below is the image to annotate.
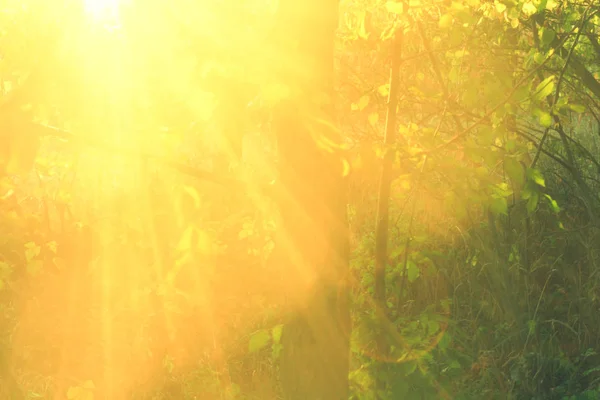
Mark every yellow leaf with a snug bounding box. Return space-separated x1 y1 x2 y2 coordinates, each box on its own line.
368 112 379 126
378 84 390 97
341 158 350 177
439 14 453 29
546 0 558 10
511 18 519 28
67 387 81 399
494 1 506 13
385 1 404 14
358 11 370 39
357 95 370 111
522 1 537 16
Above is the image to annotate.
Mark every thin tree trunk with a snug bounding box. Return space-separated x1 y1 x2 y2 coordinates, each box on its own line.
373 15 403 398
272 1 350 399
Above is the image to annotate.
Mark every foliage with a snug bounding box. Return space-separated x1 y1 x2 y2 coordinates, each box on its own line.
1 0 600 399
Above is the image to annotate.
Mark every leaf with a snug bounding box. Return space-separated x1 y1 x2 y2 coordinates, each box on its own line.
511 18 519 28
385 1 404 14
527 168 546 187
82 381 94 390
545 0 558 10
352 95 370 111
67 387 81 399
341 158 350 177
568 103 585 113
533 52 546 64
272 324 283 344
428 320 441 335
378 84 390 97
368 112 379 126
522 1 538 16
527 320 536 335
178 226 195 252
24 242 40 262
539 111 552 127
533 75 555 101
46 241 58 254
544 194 560 213
407 260 420 282
539 27 556 47
182 186 201 209
527 191 539 213
358 11 370 39
248 330 271 353
494 1 506 13
439 14 453 29
490 197 508 216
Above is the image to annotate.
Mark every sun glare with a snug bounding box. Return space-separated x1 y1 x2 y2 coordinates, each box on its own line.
83 0 120 20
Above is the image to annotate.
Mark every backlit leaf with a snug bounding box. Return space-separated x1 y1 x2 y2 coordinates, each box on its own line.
368 112 379 126
385 1 404 14
540 27 556 47
439 14 453 29
527 191 539 213
522 1 537 16
568 103 585 113
527 168 546 187
533 75 555 101
249 330 271 353
407 260 420 282
490 197 508 216
544 194 560 213
539 111 552 127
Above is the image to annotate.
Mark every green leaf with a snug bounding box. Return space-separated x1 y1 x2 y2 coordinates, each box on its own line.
527 168 546 187
438 333 451 351
248 330 271 353
544 194 560 213
406 260 420 282
539 111 552 127
493 182 513 198
490 197 508 216
428 320 441 335
533 52 546 65
272 324 283 344
527 320 536 335
539 27 556 47
533 75 555 102
568 103 586 113
527 191 539 213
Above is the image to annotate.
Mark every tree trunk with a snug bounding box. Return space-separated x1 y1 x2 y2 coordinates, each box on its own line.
272 1 351 399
